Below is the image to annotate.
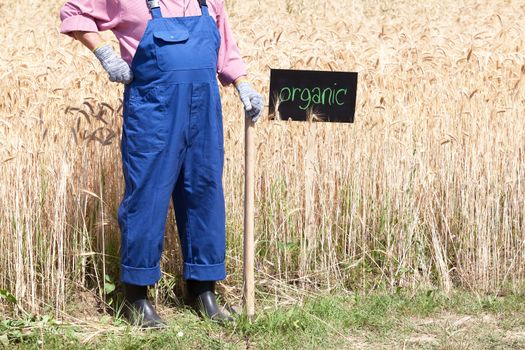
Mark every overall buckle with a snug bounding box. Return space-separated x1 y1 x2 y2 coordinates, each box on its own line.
147 0 160 9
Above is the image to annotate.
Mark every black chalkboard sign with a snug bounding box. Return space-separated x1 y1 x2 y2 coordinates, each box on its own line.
269 69 358 123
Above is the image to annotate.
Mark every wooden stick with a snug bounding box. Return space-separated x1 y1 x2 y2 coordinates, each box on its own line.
243 117 256 317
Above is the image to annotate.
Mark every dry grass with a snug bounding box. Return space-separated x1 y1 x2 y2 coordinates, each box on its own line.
1 0 525 316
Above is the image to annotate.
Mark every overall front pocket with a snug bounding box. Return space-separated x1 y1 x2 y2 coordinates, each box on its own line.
123 86 168 154
153 30 217 71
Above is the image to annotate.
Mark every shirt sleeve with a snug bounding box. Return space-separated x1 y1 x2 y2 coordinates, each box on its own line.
60 0 122 36
215 3 248 86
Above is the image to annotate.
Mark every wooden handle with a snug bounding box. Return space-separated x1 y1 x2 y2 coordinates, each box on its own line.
243 117 256 317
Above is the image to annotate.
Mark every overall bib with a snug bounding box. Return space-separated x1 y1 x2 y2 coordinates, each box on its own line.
118 0 226 286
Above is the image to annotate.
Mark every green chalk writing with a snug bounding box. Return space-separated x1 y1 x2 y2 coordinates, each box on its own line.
279 84 348 110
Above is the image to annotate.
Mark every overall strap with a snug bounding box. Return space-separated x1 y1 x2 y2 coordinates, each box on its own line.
147 0 163 19
199 0 210 16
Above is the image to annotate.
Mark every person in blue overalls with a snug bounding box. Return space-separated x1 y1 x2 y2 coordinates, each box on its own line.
60 0 263 327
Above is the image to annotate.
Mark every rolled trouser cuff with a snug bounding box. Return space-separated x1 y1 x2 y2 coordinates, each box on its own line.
120 263 161 286
183 262 226 281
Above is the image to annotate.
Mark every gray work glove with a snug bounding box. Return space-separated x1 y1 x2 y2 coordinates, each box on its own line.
236 81 264 122
93 44 133 84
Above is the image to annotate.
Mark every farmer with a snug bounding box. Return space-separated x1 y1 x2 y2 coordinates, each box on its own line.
60 0 263 328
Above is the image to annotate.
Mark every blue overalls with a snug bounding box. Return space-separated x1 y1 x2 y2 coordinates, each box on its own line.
118 0 226 286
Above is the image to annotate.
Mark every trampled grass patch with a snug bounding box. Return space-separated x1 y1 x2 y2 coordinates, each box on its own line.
2 291 525 349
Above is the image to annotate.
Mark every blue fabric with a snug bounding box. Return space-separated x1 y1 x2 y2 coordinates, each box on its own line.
118 2 225 286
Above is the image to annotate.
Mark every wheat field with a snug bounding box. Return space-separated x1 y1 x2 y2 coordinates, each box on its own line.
1 0 525 317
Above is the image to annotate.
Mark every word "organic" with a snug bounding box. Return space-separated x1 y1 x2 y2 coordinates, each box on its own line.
279 84 348 110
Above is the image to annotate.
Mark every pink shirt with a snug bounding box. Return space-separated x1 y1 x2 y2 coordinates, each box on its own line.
60 0 247 85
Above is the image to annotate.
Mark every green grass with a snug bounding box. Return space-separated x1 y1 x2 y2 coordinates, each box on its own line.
2 290 525 349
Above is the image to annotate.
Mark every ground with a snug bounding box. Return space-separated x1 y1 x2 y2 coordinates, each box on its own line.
2 291 525 349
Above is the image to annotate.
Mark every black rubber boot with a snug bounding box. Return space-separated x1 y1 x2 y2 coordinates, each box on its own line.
187 280 233 324
123 284 166 329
